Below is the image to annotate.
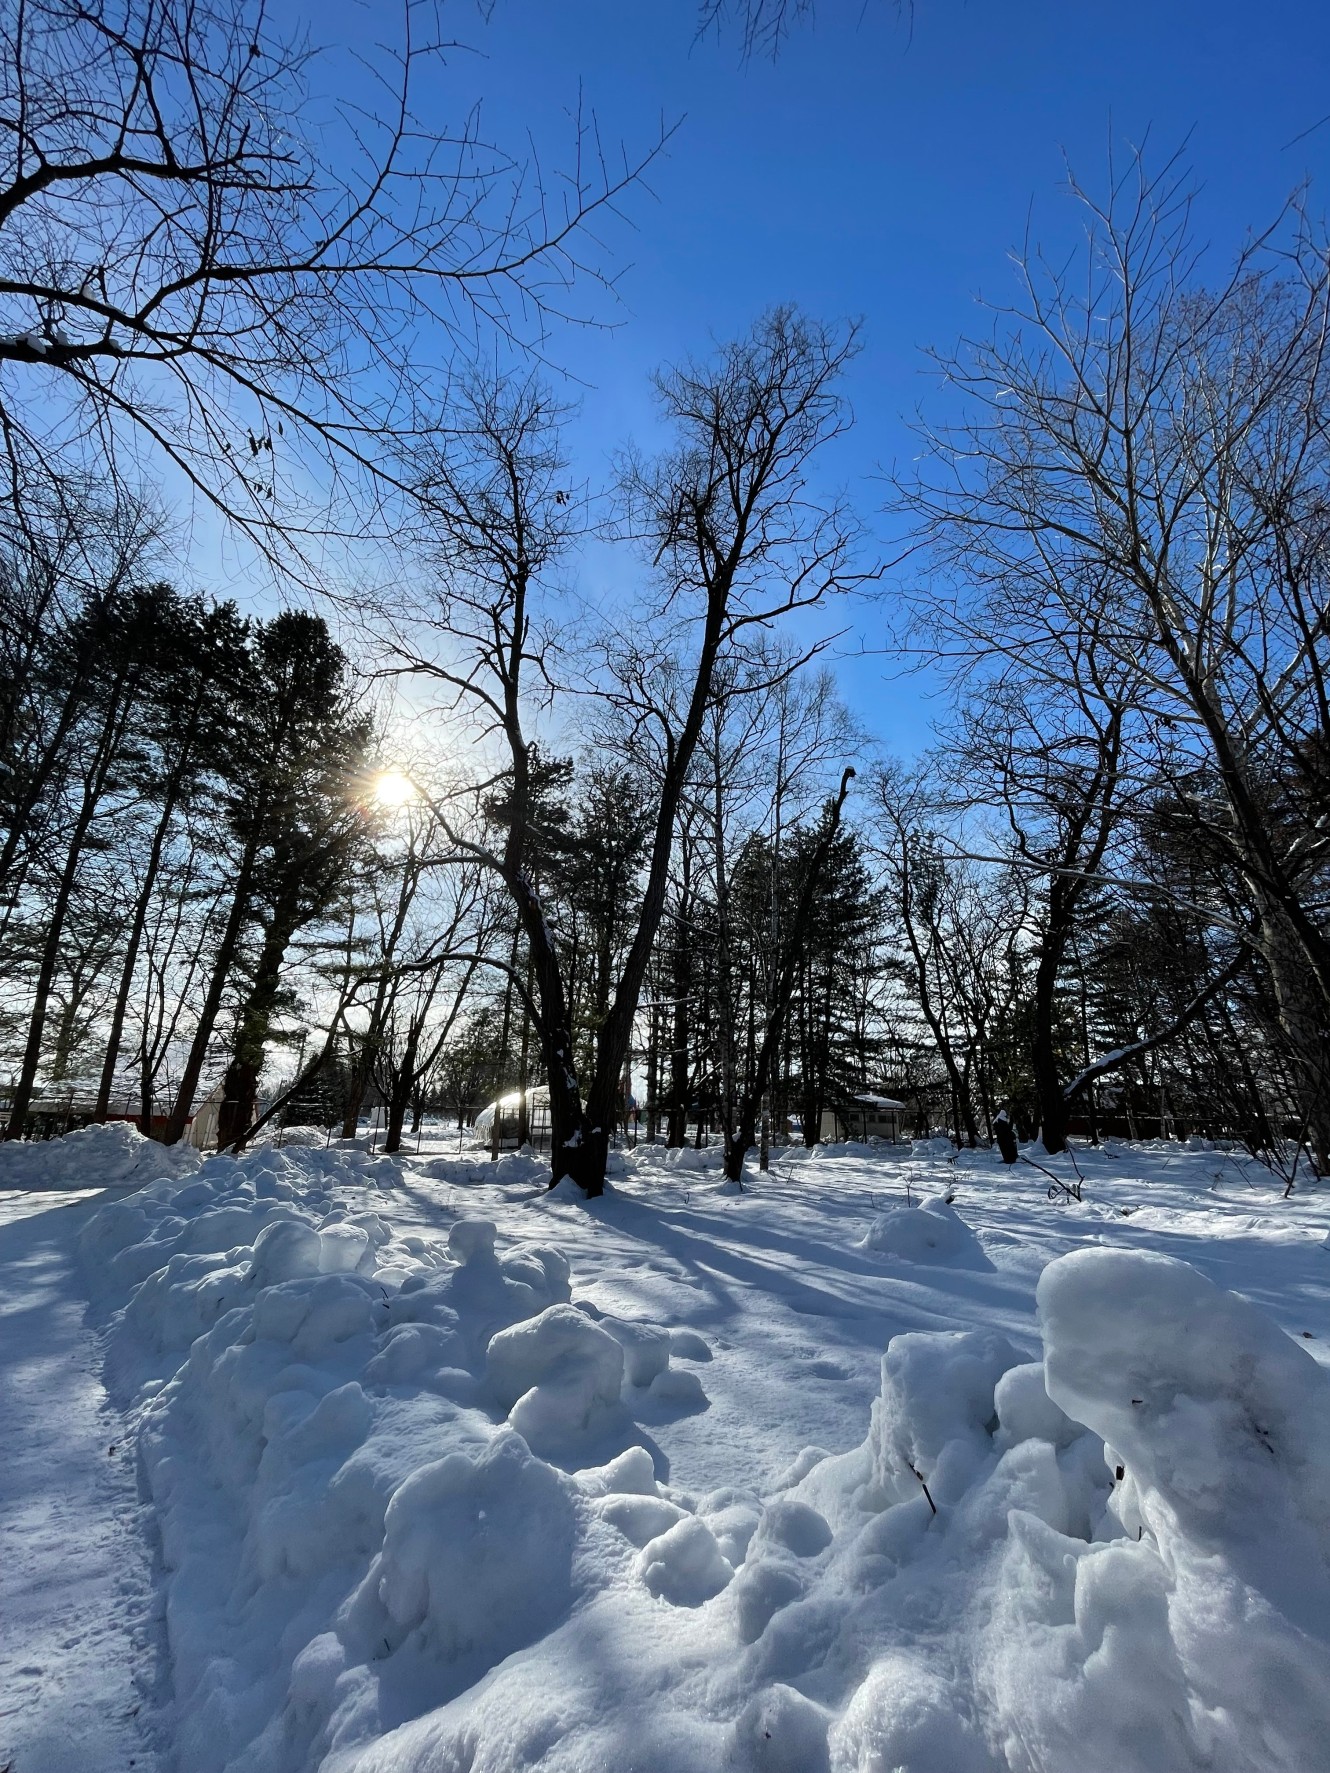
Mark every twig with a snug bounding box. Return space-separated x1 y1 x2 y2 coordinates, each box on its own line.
910 1465 937 1515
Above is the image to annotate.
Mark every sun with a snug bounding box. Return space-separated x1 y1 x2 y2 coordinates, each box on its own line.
373 769 416 810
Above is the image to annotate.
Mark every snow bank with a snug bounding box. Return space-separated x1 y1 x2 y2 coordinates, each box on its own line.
782 1250 1330 1773
83 1143 721 1772
1017 1248 1330 1772
628 1142 726 1176
0 1119 197 1191
82 1138 1330 1773
412 1147 549 1190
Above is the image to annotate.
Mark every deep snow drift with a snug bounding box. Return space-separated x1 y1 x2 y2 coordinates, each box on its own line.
3 1121 1328 1772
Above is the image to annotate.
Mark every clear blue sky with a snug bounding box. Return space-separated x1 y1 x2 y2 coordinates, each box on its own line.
318 0 1330 755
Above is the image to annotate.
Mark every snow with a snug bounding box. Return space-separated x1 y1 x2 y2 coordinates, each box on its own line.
857 1192 992 1267
637 1512 734 1605
1 1130 1328 1772
0 1188 168 1772
0 1115 194 1192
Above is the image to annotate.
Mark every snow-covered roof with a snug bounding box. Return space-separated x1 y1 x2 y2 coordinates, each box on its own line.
852 1092 906 1111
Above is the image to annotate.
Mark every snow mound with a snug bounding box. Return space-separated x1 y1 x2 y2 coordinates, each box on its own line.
486 1303 625 1448
830 1654 989 1773
600 1312 672 1386
342 1428 576 1670
869 1326 1021 1506
857 1194 990 1268
993 1359 1080 1450
73 1139 1330 1773
909 1136 956 1159
637 1513 733 1606
646 1364 708 1408
631 1143 724 1175
731 1683 832 1773
256 1124 331 1149
669 1327 712 1362
0 1119 197 1192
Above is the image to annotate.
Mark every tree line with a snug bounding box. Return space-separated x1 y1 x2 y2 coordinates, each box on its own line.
0 3 1323 1191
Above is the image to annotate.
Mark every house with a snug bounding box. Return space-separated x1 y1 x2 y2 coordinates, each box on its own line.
818 1091 906 1144
0 1077 224 1145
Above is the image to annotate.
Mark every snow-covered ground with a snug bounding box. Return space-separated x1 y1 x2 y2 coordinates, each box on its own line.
1 1123 1328 1772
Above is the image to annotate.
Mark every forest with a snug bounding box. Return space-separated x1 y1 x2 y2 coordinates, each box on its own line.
0 0 1326 1201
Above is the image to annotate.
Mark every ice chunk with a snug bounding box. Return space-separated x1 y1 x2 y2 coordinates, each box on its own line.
575 1444 659 1497
317 1223 371 1273
486 1303 625 1449
364 1322 465 1386
342 1429 575 1667
596 1493 691 1547
486 1303 625 1409
251 1274 378 1357
250 1219 323 1287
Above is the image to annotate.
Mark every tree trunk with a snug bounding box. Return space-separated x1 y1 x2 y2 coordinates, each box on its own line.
383 1029 419 1154
162 840 259 1144
666 909 691 1146
216 1055 259 1150
216 897 304 1150
94 771 188 1120
1258 902 1330 1175
4 784 100 1136
723 771 855 1182
646 995 660 1143
517 971 533 1147
1030 896 1073 1155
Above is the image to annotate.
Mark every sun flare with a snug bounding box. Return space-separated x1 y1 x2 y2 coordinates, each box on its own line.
373 769 416 809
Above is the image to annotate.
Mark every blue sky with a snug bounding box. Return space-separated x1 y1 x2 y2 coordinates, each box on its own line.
318 0 1330 755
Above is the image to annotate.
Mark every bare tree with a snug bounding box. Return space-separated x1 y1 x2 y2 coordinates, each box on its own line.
699 0 818 57
392 308 863 1192
901 149 1330 1172
0 0 662 566
871 771 985 1147
717 764 855 1181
